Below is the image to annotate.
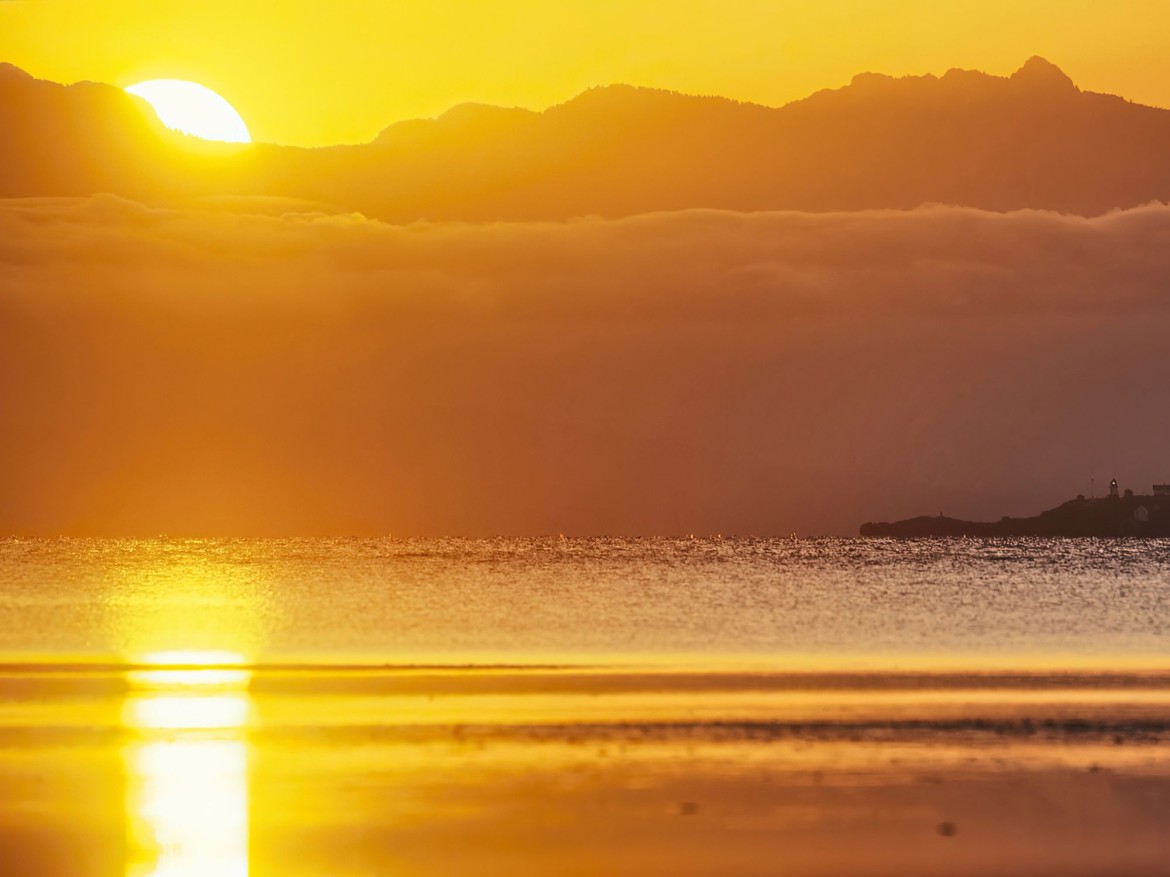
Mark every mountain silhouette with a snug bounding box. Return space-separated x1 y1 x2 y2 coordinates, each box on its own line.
3 58 1170 219
0 63 190 198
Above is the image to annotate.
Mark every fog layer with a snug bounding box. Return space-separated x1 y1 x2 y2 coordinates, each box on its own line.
2 197 1167 535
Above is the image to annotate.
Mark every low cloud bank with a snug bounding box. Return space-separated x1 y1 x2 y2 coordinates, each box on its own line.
2 198 1168 535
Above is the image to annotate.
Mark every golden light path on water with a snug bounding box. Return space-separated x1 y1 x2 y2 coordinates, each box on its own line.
122 652 251 877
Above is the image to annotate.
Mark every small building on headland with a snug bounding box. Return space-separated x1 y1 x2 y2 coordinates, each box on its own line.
862 476 1170 537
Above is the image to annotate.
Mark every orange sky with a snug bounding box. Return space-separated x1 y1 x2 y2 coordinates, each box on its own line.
1 0 1168 146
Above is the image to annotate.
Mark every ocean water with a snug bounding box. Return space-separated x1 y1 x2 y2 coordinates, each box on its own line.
0 536 1167 666
2 538 1170 876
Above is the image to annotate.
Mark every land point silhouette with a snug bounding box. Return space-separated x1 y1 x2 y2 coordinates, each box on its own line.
862 481 1170 537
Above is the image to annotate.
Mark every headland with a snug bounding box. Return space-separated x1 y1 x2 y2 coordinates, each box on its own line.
862 480 1170 537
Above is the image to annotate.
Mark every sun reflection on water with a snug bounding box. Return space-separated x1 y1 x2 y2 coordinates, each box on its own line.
123 653 251 877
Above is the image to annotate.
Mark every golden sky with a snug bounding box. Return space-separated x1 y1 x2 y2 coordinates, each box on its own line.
1 0 1168 147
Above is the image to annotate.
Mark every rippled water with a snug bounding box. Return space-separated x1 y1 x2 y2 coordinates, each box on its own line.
1 537 1167 666
3 538 1170 877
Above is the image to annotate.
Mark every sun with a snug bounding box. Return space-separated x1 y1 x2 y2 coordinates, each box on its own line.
125 79 251 144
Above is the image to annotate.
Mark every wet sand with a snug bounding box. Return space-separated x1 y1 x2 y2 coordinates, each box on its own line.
1 665 1169 876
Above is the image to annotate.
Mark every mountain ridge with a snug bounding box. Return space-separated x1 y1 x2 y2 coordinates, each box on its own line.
3 58 1170 220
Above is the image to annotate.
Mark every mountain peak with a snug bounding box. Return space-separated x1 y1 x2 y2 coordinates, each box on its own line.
1011 56 1078 92
0 63 34 83
437 102 536 124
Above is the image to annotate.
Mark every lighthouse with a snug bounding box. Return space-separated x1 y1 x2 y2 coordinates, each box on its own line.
1109 478 1119 499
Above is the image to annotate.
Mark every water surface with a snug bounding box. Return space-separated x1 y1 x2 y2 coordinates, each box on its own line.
2 538 1169 876
1 537 1167 667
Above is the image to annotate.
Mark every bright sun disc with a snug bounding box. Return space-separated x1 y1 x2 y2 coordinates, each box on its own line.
125 79 251 143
